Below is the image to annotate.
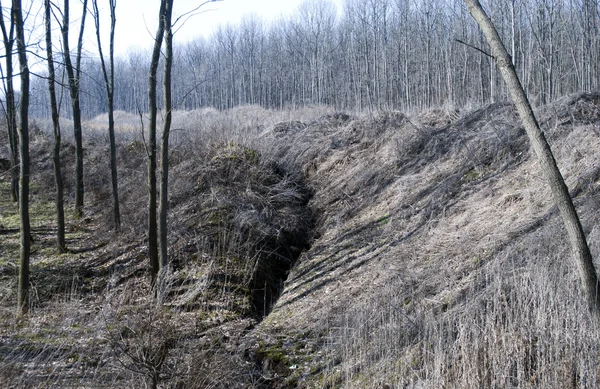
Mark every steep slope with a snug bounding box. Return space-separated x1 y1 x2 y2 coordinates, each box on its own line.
0 117 317 388
251 93 600 388
1 94 600 388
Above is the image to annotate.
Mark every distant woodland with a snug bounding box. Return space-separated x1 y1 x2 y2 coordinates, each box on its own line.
28 0 600 118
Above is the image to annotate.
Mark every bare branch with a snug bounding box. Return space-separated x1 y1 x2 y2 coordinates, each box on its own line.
455 38 493 58
172 0 222 34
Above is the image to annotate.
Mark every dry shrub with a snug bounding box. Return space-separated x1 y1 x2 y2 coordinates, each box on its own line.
414 107 457 128
313 112 353 128
103 301 179 389
272 120 307 135
540 92 600 128
168 141 314 316
99 278 267 389
183 333 269 389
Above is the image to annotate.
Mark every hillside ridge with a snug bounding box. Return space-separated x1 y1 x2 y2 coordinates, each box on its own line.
1 92 600 387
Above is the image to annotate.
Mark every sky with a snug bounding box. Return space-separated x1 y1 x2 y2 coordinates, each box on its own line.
102 0 342 56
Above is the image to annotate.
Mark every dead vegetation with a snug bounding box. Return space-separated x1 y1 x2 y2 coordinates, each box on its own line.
1 93 600 388
254 92 600 388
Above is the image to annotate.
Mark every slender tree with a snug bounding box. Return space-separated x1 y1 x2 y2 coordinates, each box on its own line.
92 0 120 230
153 0 219 283
45 0 66 253
159 0 174 274
465 0 600 316
0 2 18 202
147 0 168 283
13 0 30 315
61 0 88 218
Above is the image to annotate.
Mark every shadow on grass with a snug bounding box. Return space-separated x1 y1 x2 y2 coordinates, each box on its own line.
0 228 19 235
277 146 520 310
0 331 108 388
67 242 108 254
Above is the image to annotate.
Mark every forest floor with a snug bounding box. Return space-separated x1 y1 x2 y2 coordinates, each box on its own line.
1 94 600 388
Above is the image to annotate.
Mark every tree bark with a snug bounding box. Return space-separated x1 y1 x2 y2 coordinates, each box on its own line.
45 0 66 253
61 0 87 218
464 0 600 315
92 0 120 230
13 0 30 315
0 5 18 203
159 0 174 274
148 0 168 284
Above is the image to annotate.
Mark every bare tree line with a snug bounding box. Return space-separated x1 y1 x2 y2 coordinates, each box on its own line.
25 0 600 119
2 0 177 314
1 0 599 371
4 0 600 310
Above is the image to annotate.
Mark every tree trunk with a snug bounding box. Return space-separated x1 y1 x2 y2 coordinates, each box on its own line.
45 0 66 253
13 0 30 315
92 0 120 230
0 8 18 203
148 0 168 284
464 0 600 315
159 0 174 275
61 0 87 218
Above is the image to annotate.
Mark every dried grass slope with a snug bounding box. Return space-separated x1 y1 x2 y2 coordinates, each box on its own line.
0 93 600 388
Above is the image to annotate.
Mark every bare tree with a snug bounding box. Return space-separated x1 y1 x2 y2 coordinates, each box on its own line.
13 0 30 315
0 2 18 202
525 0 562 103
464 0 600 316
45 0 66 253
147 0 168 284
237 16 265 106
61 0 88 218
151 0 221 283
20 0 600 117
158 0 174 276
92 0 120 230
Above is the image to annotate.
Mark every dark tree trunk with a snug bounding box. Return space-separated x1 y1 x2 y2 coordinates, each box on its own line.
148 0 168 284
61 0 87 218
45 0 66 253
159 0 174 274
92 0 120 230
13 0 30 315
0 8 18 203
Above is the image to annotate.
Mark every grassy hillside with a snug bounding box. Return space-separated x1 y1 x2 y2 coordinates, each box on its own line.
1 94 600 388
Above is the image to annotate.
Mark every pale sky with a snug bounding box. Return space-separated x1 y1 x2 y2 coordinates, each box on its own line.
103 0 342 56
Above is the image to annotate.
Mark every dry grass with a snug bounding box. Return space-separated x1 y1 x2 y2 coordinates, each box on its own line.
1 104 322 388
254 92 600 388
324 221 600 388
1 94 600 387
